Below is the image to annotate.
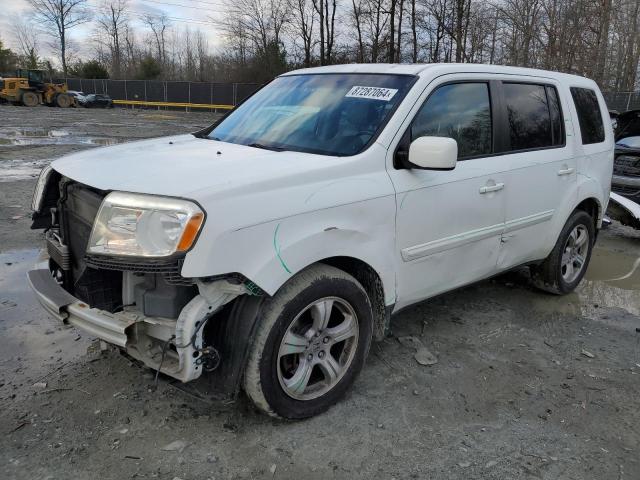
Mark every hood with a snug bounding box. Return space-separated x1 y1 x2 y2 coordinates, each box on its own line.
51 134 341 199
615 109 640 142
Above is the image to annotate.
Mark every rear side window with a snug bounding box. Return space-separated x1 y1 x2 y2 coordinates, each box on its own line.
411 82 492 158
570 87 605 144
503 83 553 150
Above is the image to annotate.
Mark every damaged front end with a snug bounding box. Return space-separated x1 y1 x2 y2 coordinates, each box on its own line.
28 171 264 394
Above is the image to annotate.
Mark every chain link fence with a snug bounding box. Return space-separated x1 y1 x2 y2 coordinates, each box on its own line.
602 91 640 112
63 78 262 107
59 79 638 113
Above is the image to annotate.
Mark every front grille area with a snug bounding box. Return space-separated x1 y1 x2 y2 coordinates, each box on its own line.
53 179 194 313
57 180 124 311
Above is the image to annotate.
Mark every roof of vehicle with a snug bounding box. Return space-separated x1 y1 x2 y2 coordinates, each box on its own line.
283 63 595 85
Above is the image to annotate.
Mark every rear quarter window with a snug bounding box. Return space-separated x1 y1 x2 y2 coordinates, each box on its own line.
570 87 605 144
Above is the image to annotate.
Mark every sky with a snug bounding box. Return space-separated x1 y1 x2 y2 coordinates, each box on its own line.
1 0 226 63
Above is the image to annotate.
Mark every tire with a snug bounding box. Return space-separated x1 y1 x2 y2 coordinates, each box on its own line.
21 91 39 107
55 93 72 108
244 264 373 419
530 210 594 294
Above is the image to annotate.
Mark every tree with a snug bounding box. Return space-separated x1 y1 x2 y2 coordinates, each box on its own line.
137 55 162 80
142 14 170 72
0 39 18 73
95 0 128 78
216 0 290 73
71 59 109 78
311 0 337 64
288 0 316 66
27 0 90 76
13 19 41 69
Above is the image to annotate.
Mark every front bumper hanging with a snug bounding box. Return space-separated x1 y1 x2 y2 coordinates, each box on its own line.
28 269 134 346
27 269 243 382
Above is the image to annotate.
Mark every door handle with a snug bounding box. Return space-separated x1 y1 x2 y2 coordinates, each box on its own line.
557 167 575 176
479 182 504 194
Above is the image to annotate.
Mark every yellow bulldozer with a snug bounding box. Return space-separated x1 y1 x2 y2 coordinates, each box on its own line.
0 69 74 107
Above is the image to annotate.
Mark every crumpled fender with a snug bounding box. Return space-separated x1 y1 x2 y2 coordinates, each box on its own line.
187 194 398 304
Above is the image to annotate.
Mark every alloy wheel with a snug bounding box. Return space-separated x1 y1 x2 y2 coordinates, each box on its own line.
277 297 359 401
561 224 589 283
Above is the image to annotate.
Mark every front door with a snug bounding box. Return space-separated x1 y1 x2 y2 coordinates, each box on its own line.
388 79 509 309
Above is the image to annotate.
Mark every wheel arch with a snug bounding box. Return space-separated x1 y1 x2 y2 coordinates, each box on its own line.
574 197 602 230
539 186 604 263
318 256 391 341
203 255 391 403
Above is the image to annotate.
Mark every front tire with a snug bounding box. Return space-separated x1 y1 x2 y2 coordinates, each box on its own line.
244 264 373 419
530 210 594 294
55 93 72 108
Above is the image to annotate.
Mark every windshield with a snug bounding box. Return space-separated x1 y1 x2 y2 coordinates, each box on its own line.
208 73 416 156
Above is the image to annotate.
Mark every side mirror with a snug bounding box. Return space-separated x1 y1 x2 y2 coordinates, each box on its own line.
408 136 458 170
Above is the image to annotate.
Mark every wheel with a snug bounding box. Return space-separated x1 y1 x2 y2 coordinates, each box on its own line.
21 91 39 107
530 210 594 294
55 93 72 108
244 264 373 419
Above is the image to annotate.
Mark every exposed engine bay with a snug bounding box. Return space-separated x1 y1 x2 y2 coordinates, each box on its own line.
30 174 264 396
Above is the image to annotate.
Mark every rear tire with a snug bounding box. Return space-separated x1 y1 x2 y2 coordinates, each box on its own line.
530 210 594 294
244 264 373 419
21 91 39 107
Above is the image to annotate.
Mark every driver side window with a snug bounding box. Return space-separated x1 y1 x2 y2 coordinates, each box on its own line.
411 82 492 159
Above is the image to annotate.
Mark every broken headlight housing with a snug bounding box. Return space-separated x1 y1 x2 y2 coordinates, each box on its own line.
87 192 204 258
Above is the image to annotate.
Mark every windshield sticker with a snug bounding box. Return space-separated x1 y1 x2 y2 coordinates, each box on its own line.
345 86 398 101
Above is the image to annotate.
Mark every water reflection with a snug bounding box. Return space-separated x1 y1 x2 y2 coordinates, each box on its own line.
0 127 128 147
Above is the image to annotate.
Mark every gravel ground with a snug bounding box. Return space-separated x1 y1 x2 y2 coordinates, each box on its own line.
1 105 639 480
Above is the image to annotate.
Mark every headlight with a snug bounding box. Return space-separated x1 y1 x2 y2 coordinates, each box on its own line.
32 165 53 211
88 192 205 257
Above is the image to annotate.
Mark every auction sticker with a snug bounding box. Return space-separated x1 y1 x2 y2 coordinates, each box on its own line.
345 86 398 101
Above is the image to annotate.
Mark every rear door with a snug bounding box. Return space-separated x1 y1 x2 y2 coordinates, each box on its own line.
496 81 576 269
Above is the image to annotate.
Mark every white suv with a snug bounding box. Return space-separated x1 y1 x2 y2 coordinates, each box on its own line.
28 64 614 418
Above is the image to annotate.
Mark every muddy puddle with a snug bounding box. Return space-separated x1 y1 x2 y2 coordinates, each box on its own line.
576 247 640 319
0 127 129 147
531 244 640 324
0 158 50 181
0 249 90 372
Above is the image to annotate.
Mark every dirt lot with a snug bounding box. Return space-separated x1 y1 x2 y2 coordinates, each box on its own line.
1 105 639 480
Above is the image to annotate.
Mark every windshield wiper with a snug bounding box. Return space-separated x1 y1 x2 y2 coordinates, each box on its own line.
247 142 285 152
